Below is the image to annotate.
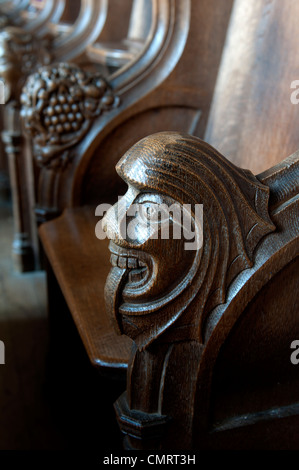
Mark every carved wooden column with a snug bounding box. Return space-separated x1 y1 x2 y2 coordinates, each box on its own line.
2 102 35 270
102 132 298 450
0 14 10 199
0 0 113 269
0 138 10 200
0 26 51 271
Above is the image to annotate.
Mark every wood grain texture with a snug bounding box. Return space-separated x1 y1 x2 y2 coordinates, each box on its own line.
37 131 299 449
26 0 299 451
102 132 299 449
22 0 233 215
39 206 132 373
0 0 118 272
205 0 299 174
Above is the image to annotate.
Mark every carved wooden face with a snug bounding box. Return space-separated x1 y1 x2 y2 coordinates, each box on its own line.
103 132 275 348
103 185 197 314
103 134 205 345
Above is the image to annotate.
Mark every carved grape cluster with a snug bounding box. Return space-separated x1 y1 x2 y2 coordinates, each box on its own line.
41 90 84 135
20 63 119 167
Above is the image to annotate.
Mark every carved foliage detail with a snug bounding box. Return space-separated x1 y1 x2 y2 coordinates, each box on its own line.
21 63 120 168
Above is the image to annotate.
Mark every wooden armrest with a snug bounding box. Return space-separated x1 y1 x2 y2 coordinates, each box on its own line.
39 206 132 373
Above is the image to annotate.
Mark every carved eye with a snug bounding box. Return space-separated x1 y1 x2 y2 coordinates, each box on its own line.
139 202 169 224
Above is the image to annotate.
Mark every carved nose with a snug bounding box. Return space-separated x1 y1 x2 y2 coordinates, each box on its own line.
102 201 128 245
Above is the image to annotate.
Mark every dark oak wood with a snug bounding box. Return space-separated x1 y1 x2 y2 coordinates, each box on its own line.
0 24 52 271
19 0 299 451
0 0 117 271
103 132 299 450
39 132 299 450
0 201 125 450
22 0 233 215
39 206 131 374
205 0 299 174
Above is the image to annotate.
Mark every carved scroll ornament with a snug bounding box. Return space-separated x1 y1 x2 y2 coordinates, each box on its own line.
21 63 120 169
103 132 276 350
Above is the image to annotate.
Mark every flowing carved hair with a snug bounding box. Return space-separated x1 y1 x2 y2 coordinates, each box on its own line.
116 132 275 347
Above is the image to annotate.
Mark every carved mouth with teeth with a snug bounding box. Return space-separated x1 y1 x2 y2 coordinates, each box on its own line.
108 241 150 288
110 252 147 283
105 241 155 336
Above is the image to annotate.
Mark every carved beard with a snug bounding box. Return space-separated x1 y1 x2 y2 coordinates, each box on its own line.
105 245 200 349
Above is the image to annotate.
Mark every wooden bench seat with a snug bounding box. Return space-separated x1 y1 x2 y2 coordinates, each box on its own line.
39 206 131 375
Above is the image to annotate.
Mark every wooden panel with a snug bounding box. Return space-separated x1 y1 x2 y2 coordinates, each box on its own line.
205 0 299 174
210 257 299 433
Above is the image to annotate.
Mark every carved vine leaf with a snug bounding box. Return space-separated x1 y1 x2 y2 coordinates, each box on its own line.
20 63 120 169
0 26 52 102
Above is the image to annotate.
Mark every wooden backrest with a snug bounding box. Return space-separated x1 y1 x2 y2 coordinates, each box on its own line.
20 0 234 222
86 0 153 70
205 0 299 174
19 0 66 36
0 0 115 271
51 0 111 63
